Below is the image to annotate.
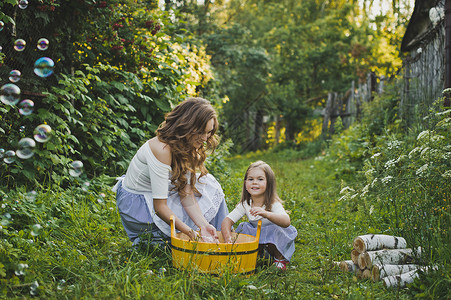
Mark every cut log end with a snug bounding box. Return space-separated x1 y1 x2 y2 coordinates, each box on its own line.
351 249 360 265
371 265 380 282
353 237 366 253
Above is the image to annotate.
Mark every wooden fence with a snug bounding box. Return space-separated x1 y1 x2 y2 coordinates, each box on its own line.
322 18 445 136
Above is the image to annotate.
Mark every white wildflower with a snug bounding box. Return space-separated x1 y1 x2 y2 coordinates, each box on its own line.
369 205 374 215
385 159 396 169
371 153 381 159
417 130 430 141
350 193 359 200
395 155 407 163
416 163 429 177
371 178 378 187
387 140 402 150
338 195 347 202
360 184 369 198
436 109 451 116
430 134 444 143
442 88 451 95
381 176 393 184
340 186 355 194
409 147 421 159
442 170 451 179
444 152 451 160
420 147 430 158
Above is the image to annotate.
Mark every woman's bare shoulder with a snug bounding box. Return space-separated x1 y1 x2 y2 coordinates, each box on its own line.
148 137 172 165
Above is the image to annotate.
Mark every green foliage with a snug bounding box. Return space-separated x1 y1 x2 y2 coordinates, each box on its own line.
326 90 451 298
0 0 215 188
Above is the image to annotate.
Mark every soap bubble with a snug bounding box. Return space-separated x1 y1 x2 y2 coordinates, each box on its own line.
37 38 49 51
31 224 42 236
19 125 26 132
9 70 21 83
69 160 84 177
14 39 26 51
34 57 54 77
30 280 39 296
16 138 36 159
0 21 4 31
33 124 52 143
57 279 66 291
15 263 28 276
82 181 90 191
0 83 21 105
27 190 37 200
18 0 28 9
0 148 5 158
19 99 34 115
3 150 15 164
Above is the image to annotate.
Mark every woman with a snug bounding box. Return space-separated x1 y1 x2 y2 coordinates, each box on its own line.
113 98 228 245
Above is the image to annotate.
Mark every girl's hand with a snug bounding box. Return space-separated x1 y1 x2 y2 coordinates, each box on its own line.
200 224 219 243
249 206 267 218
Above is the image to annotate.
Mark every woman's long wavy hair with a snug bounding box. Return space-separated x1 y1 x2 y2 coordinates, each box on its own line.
156 97 219 197
240 160 281 211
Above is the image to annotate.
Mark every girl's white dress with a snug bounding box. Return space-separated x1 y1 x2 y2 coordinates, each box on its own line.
226 200 298 261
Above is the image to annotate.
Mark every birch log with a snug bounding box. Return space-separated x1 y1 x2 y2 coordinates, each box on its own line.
371 264 420 281
360 247 421 269
337 260 357 272
353 234 407 253
382 266 437 288
382 269 420 288
351 249 360 265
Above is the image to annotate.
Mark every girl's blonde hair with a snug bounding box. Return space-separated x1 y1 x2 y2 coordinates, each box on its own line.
241 160 281 210
156 97 219 196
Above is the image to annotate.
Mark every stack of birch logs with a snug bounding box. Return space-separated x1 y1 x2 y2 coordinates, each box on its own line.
336 234 432 288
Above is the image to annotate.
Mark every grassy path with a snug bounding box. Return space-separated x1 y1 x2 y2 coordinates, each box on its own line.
217 151 410 299
1 151 414 299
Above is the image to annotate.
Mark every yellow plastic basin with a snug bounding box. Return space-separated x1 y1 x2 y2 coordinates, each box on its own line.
170 215 262 275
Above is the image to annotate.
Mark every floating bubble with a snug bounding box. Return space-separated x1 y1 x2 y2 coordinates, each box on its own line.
15 263 28 276
0 21 4 31
30 280 39 296
19 0 28 9
27 190 37 200
19 99 34 115
0 83 21 105
37 38 49 51
16 137 36 159
19 125 26 132
34 57 54 77
0 46 2 52
0 148 4 158
33 124 52 143
18 0 28 9
69 160 84 177
14 39 26 51
82 181 90 191
31 224 42 236
9 70 21 83
57 279 66 291
3 150 15 164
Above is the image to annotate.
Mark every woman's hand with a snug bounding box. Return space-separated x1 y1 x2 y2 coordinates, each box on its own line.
200 224 219 243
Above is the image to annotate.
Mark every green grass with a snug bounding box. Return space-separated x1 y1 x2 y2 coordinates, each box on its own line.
0 149 420 299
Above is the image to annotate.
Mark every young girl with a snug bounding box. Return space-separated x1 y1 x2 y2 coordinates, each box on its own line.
221 161 297 271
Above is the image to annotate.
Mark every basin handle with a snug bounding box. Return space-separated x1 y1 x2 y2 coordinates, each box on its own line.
255 220 262 242
170 215 176 238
